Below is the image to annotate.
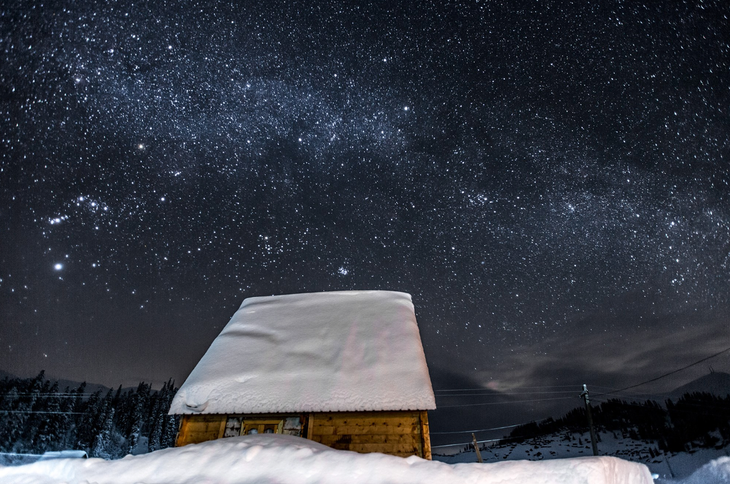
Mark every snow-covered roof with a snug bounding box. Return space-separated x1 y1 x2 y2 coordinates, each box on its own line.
169 291 436 414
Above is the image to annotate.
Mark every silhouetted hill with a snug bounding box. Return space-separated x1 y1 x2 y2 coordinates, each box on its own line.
0 369 112 395
0 369 16 381
670 371 730 398
51 377 112 395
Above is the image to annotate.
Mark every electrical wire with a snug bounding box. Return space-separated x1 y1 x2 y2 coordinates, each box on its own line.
0 410 85 414
593 345 730 398
437 395 578 409
431 435 527 449
435 390 580 397
0 393 99 398
430 423 525 435
434 384 583 392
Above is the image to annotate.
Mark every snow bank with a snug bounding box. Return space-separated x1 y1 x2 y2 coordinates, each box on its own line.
675 456 730 484
169 291 435 414
0 434 654 484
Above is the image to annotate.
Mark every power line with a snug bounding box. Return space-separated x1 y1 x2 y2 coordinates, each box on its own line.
592 390 677 401
432 437 504 449
432 435 526 449
431 423 524 435
0 393 98 398
434 384 581 392
437 395 577 408
435 390 579 397
0 410 85 415
594 344 730 398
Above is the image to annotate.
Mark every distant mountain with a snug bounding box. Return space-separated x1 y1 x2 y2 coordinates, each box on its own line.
0 369 17 381
670 371 730 398
51 377 112 395
0 369 112 395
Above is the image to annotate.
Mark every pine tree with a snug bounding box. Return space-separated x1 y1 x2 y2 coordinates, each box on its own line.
91 408 115 459
24 371 47 450
147 398 163 452
148 379 178 452
0 386 23 452
159 380 179 450
75 390 102 452
126 382 149 454
33 381 66 453
162 414 179 449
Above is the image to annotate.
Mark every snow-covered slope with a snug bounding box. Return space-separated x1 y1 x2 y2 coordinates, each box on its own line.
0 434 654 484
436 430 730 482
678 456 730 484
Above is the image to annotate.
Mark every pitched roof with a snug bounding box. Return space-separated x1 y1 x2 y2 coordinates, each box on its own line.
169 291 436 414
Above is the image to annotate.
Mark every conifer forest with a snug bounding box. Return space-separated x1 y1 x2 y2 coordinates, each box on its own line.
0 371 178 460
505 393 730 454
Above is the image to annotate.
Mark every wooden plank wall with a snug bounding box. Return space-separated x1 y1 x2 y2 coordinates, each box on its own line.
175 411 433 460
176 415 225 446
309 411 429 458
419 410 432 460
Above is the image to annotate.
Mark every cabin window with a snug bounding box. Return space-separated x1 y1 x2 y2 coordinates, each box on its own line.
242 420 280 435
282 416 302 437
220 416 303 437
223 417 242 437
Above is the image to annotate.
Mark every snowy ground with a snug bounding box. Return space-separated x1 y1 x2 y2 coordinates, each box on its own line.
434 430 730 483
0 434 654 484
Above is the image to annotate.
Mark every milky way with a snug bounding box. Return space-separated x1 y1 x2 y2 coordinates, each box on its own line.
2 0 729 407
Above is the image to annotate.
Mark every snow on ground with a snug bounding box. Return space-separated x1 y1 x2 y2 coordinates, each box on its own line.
0 434 654 484
674 456 730 484
435 431 730 482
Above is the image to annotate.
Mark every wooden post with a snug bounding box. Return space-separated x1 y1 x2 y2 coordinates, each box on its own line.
472 433 483 463
580 384 599 456
174 415 188 447
419 411 432 460
306 413 315 440
217 417 227 439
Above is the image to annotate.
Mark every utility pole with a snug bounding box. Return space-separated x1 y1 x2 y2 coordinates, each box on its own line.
580 384 599 456
472 433 484 463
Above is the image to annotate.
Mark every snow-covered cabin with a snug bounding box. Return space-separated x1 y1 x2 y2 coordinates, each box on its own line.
169 290 436 458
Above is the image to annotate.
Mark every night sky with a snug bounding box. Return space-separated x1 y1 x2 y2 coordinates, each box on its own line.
2 0 729 416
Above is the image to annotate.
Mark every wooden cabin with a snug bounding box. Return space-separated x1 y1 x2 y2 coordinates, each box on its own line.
169 291 436 458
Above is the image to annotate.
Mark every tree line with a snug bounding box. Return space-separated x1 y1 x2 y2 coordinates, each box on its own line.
0 371 179 459
504 392 730 453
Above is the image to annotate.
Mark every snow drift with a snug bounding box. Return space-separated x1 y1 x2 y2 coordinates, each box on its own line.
0 434 654 484
677 456 730 484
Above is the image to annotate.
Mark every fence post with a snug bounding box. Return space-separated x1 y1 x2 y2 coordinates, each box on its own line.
472 433 483 463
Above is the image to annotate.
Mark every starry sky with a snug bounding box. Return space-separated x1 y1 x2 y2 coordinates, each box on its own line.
2 0 729 417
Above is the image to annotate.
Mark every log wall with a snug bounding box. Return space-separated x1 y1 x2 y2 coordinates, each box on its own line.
308 411 431 459
175 410 432 459
175 414 226 446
